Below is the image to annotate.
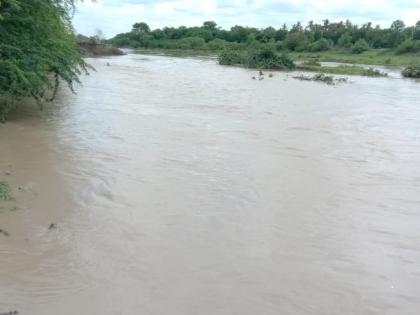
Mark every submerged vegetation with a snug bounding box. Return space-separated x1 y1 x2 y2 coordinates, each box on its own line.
0 182 11 201
402 64 420 78
0 0 88 121
293 73 343 85
297 63 387 77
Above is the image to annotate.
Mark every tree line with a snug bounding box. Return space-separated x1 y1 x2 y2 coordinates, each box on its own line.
110 20 420 54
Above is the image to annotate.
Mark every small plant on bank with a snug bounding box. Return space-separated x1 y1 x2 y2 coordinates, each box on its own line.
0 182 11 201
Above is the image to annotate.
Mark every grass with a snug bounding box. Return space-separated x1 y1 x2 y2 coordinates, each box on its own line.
0 181 11 201
296 64 388 77
290 49 420 67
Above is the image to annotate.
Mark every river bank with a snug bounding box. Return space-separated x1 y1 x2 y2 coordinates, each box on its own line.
130 47 419 77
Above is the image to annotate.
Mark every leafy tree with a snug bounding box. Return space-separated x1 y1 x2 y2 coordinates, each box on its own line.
0 0 87 120
391 20 405 32
203 21 217 30
414 21 420 40
132 22 150 34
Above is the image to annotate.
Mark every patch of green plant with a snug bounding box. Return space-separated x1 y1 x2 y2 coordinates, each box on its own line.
402 63 420 78
396 40 420 54
293 73 344 85
364 67 387 77
352 39 370 54
218 49 244 66
218 47 295 70
0 182 11 201
301 58 321 66
297 64 387 77
290 50 420 67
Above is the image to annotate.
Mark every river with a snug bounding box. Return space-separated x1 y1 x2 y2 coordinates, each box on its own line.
1 52 420 315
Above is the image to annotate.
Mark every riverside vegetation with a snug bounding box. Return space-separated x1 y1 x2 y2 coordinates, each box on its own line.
110 20 420 77
0 0 88 121
0 181 10 201
2 7 420 121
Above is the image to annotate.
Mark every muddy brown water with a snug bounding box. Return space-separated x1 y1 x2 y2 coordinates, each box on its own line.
1 53 420 315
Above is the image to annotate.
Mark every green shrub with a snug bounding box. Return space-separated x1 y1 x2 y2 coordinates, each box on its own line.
285 32 309 51
396 40 420 54
218 49 244 65
352 39 369 54
309 38 331 52
0 182 11 201
338 33 353 48
207 39 230 50
218 47 295 69
248 48 296 69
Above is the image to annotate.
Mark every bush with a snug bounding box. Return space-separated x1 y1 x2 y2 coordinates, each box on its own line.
352 39 369 54
0 182 11 201
247 48 296 69
309 38 331 52
285 32 309 51
396 40 420 54
218 49 244 65
207 39 230 50
338 33 353 48
402 63 420 78
218 47 296 70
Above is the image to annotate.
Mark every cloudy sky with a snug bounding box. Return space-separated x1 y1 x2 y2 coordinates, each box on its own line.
73 0 420 38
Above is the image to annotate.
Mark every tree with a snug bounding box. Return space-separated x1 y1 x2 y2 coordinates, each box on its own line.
391 20 405 32
132 22 150 34
0 0 87 120
203 21 217 30
414 21 420 40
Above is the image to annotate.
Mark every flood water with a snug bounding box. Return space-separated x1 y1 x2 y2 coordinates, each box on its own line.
1 53 420 315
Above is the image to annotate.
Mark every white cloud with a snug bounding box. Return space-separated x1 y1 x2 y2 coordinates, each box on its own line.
73 0 420 37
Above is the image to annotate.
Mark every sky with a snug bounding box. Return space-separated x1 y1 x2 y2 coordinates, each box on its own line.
73 0 420 38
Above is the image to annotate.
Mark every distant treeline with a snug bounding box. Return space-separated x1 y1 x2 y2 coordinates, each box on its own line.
110 20 420 54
